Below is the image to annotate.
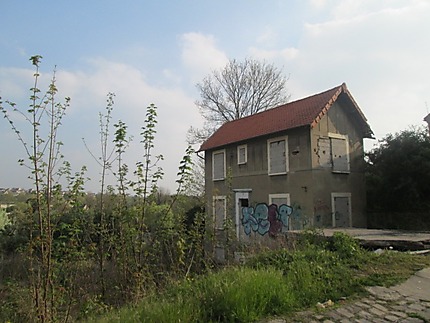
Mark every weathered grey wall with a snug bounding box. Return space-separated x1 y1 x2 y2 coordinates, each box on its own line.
204 95 368 247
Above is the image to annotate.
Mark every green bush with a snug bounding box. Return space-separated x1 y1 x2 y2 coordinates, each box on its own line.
330 232 364 260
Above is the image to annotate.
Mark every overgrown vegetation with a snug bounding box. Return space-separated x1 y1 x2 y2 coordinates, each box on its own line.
0 57 205 322
90 231 430 322
1 56 430 323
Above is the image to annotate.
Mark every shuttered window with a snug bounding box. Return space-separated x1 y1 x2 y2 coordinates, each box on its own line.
317 137 332 168
330 136 350 173
268 137 288 175
213 196 226 230
237 144 247 165
269 193 291 206
212 150 225 181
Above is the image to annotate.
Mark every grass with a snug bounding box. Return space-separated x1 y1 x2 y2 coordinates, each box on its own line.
356 251 430 287
92 268 295 322
89 232 430 323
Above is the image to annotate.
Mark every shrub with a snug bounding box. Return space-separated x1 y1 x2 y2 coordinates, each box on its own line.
330 232 363 260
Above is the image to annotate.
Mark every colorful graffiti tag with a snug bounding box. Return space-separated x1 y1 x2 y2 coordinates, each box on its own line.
241 203 293 236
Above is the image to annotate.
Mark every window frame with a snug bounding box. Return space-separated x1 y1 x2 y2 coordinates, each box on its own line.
267 136 289 176
237 144 247 165
269 193 291 206
212 149 226 181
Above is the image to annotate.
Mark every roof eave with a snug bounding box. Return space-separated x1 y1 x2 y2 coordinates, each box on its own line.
199 124 311 152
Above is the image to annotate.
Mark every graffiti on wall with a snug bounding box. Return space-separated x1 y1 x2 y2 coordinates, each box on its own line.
241 203 293 236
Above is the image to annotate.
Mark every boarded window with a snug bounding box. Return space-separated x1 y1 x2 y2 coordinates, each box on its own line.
269 193 291 206
317 137 332 168
213 196 226 230
269 193 291 232
317 135 350 173
237 145 247 165
212 150 225 180
268 138 288 175
331 137 349 173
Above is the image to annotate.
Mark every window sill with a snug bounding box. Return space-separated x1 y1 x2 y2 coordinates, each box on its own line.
332 171 350 174
268 172 288 176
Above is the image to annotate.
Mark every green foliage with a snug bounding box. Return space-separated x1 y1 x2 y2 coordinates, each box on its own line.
0 280 35 322
247 233 362 306
0 55 211 322
285 246 359 305
94 236 430 323
95 267 294 323
357 251 430 287
194 268 294 322
0 208 8 229
330 231 364 261
366 126 430 212
0 55 79 322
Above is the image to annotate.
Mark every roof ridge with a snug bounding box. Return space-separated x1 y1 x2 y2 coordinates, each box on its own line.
219 83 344 127
285 83 344 107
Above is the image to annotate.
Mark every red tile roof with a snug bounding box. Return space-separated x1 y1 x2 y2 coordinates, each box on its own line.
199 83 373 151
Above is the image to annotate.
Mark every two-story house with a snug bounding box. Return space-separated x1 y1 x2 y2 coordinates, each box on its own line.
199 83 373 254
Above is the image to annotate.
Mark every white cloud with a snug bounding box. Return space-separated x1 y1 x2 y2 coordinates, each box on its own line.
285 0 430 141
249 47 299 62
0 67 36 99
329 0 421 20
255 27 278 46
309 0 328 10
179 32 229 83
0 58 203 192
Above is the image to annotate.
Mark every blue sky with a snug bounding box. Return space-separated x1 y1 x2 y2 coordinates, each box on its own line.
1 0 429 192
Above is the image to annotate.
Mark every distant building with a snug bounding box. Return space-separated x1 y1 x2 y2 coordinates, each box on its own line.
424 113 430 136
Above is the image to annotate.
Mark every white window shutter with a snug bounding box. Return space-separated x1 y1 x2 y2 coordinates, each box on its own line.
331 137 349 173
269 139 287 174
213 151 225 180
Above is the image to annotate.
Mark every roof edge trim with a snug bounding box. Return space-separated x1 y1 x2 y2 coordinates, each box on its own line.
310 84 343 129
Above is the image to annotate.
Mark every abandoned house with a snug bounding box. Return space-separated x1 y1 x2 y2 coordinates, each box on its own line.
199 83 374 251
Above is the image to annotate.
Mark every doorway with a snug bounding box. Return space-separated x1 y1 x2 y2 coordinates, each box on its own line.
331 193 352 227
235 191 249 240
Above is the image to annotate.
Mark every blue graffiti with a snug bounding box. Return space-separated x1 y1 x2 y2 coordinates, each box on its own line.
241 203 293 236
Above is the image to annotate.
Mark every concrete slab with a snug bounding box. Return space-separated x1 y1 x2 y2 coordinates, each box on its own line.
322 228 430 242
392 268 430 301
319 228 430 251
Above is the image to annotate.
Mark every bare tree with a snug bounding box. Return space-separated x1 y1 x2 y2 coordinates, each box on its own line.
197 58 289 126
187 58 290 195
